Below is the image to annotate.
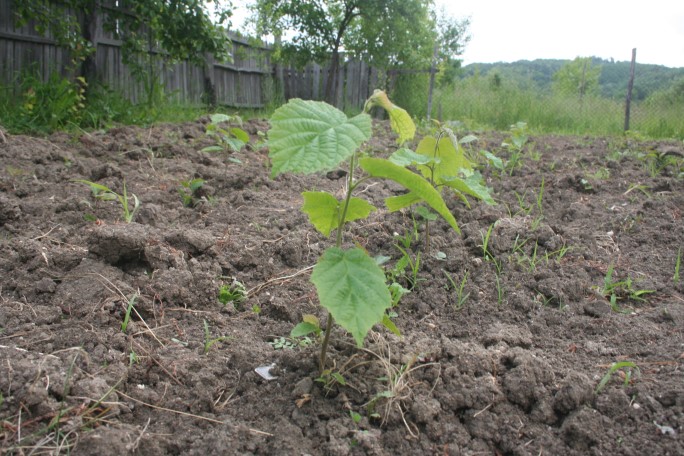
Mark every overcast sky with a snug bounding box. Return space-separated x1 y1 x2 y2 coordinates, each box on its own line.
230 1 684 68
437 0 684 67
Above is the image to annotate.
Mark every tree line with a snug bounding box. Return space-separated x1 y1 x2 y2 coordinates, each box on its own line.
460 57 684 101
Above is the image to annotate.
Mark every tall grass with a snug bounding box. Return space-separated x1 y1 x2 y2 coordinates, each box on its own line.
0 70 273 135
431 76 684 139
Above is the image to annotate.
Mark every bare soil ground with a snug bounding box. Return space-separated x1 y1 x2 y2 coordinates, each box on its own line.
0 118 683 455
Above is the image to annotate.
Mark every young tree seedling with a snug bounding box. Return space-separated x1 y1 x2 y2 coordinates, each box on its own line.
201 113 250 159
268 90 493 374
178 178 206 207
396 123 494 250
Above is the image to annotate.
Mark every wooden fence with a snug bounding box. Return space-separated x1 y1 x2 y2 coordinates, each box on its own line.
278 58 383 112
0 1 272 108
0 0 382 111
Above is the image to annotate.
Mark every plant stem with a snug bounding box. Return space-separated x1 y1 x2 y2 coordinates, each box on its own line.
424 131 445 252
319 313 334 373
324 152 358 374
335 153 357 247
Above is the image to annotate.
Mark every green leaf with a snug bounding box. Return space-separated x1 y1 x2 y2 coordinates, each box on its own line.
388 108 415 145
302 191 376 237
344 197 377 225
375 255 391 266
72 179 113 194
224 137 245 152
291 322 320 338
385 192 422 212
332 372 346 385
302 191 338 236
460 134 478 144
359 157 460 234
480 150 504 170
442 171 496 205
415 135 471 184
230 127 250 143
389 148 437 167
188 178 205 192
311 247 391 347
415 206 438 221
381 314 401 337
268 99 372 177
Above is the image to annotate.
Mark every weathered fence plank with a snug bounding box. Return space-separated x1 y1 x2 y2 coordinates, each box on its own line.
0 0 379 111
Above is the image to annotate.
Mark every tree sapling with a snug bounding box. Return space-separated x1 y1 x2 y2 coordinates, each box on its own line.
267 90 493 373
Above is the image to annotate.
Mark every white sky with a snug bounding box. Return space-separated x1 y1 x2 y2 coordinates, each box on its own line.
437 0 684 68
228 1 684 68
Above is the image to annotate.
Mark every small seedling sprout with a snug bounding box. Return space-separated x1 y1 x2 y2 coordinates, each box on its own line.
596 361 640 393
674 247 682 285
72 179 140 223
203 319 230 354
479 223 495 262
120 293 138 333
443 269 470 310
178 178 206 207
218 279 247 308
598 264 655 312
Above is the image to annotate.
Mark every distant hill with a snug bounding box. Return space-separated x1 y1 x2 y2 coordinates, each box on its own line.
460 58 684 100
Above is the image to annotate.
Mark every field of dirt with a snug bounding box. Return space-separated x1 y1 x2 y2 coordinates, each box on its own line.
1 117 683 455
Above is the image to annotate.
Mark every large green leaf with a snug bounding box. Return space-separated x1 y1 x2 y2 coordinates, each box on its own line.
359 157 460 234
311 247 391 347
268 99 372 177
302 191 376 237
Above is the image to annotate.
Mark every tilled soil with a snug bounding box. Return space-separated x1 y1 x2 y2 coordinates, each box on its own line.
0 118 683 455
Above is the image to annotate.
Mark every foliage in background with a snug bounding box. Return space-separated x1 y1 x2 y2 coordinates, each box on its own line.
252 0 469 104
0 70 86 134
0 76 216 134
553 57 602 100
6 0 234 132
460 57 684 101
201 114 250 155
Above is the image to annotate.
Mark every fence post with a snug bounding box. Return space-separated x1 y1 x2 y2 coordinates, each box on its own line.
203 52 217 108
426 43 438 121
624 48 637 132
274 34 285 102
